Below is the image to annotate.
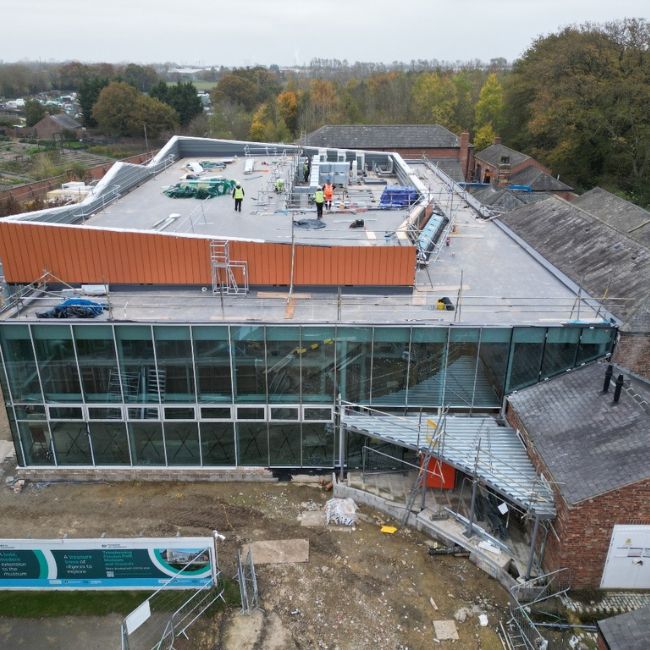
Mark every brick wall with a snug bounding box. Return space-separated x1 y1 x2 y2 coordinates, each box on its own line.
507 405 650 588
614 332 650 380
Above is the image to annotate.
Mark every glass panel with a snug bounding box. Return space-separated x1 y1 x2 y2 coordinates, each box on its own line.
236 406 265 420
301 327 335 402
14 404 46 420
73 325 121 403
128 422 165 465
476 328 511 406
236 422 268 465
154 326 195 403
445 328 480 407
408 328 448 406
201 407 231 420
265 327 301 403
302 423 334 467
164 422 200 465
32 325 82 402
270 407 299 420
303 407 332 421
336 327 372 403
200 422 235 465
51 421 92 465
0 325 42 402
49 406 83 420
164 407 196 420
542 328 580 379
17 421 54 465
7 413 25 466
88 407 122 420
89 422 130 465
577 327 614 364
193 326 232 403
115 326 158 403
127 406 160 420
371 328 410 406
269 423 301 465
232 326 266 402
507 328 545 391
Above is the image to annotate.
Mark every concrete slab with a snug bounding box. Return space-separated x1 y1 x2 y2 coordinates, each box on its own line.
433 619 459 641
0 440 15 462
242 539 309 564
298 511 326 527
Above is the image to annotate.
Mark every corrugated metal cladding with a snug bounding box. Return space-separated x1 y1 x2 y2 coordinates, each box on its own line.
0 222 416 286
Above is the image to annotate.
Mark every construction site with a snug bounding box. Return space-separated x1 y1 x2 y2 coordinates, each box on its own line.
0 133 647 648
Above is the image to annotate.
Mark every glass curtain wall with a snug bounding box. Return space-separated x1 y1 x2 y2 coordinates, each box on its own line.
74 325 121 402
193 326 232 402
115 326 158 403
0 325 42 402
32 325 82 402
153 326 196 402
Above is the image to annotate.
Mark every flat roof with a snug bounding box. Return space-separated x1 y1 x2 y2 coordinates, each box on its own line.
83 156 412 248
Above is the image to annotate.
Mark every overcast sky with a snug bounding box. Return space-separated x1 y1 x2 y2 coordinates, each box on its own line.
3 0 648 66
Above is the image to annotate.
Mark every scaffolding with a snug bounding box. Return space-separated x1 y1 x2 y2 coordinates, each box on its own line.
210 240 248 296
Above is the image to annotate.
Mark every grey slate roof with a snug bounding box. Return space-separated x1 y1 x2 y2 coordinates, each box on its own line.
48 113 82 129
508 361 650 505
573 187 650 248
499 195 650 332
509 166 573 192
598 605 650 650
302 124 460 149
428 158 464 182
472 186 551 212
475 143 530 168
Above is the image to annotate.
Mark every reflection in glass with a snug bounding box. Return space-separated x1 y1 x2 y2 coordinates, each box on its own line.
51 421 92 464
446 328 479 408
115 326 158 403
17 421 54 465
577 327 614 365
200 422 235 465
477 328 511 405
542 328 580 378
164 422 200 465
193 326 232 402
302 423 334 467
336 327 372 403
371 328 409 405
301 327 335 402
269 423 301 465
154 326 195 402
266 327 301 403
0 325 42 402
89 422 130 465
128 422 165 465
32 325 82 402
236 422 268 465
408 328 448 406
74 325 121 402
232 327 266 402
508 328 545 391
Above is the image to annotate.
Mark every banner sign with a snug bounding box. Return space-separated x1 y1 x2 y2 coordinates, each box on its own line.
0 537 214 590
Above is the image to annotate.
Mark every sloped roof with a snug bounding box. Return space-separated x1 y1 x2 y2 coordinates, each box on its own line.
38 113 82 130
475 143 530 167
428 158 464 182
598 605 650 650
574 187 650 248
508 362 650 505
499 195 650 331
302 124 460 149
509 166 573 192
472 186 551 211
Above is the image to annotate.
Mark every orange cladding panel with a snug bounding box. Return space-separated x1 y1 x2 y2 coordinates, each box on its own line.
0 222 416 286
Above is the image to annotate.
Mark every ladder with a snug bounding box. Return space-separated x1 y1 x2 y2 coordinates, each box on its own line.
210 240 248 295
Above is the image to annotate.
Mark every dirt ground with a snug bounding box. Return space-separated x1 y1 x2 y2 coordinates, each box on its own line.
0 461 510 649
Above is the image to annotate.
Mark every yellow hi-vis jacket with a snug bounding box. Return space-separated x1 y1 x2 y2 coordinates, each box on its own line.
233 186 244 199
314 189 324 203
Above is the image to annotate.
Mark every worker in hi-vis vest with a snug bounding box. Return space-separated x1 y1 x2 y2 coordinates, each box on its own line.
324 182 334 211
232 183 245 212
314 187 325 219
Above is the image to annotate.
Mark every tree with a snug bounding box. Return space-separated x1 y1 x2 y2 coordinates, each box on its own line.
276 90 299 136
474 73 504 133
212 74 258 111
122 64 158 92
24 99 47 127
473 123 497 151
411 73 458 129
92 81 178 138
78 77 109 127
164 82 203 127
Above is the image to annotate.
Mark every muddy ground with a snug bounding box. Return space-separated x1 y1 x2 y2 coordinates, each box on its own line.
0 465 509 649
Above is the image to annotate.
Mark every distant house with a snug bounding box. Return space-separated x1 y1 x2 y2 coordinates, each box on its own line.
32 113 82 140
301 124 473 181
597 605 650 650
473 139 572 198
507 361 650 589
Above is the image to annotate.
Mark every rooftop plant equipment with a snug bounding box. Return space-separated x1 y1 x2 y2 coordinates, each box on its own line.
379 186 419 209
163 178 237 200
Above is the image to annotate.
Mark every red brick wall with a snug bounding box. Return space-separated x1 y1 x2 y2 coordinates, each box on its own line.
507 405 650 588
614 332 650 380
474 158 549 183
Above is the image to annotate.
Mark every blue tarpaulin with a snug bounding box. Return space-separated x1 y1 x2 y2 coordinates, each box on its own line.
37 298 107 319
379 186 419 209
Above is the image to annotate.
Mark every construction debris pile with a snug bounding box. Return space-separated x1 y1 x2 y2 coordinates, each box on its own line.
164 178 237 200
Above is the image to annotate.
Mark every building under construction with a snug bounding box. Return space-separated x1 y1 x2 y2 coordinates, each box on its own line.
0 136 618 588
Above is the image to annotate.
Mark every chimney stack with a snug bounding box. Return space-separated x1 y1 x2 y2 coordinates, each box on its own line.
613 374 624 403
493 136 502 145
603 364 613 393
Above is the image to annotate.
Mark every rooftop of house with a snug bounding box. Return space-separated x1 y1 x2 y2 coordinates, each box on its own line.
302 124 461 149
508 361 650 505
499 195 650 332
598 605 650 650
471 186 552 212
474 143 531 168
573 187 650 248
39 113 82 130
509 166 573 192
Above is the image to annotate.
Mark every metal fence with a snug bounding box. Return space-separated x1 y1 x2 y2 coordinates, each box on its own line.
236 547 259 614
